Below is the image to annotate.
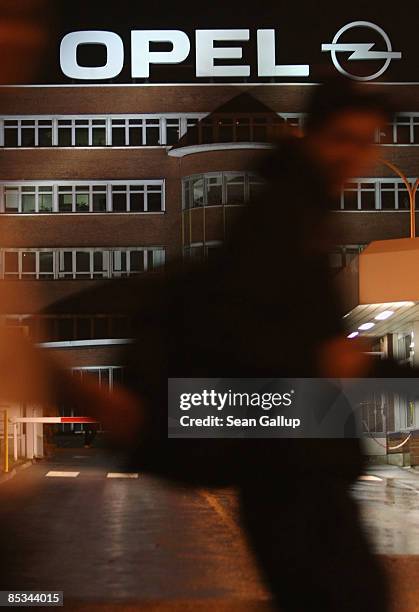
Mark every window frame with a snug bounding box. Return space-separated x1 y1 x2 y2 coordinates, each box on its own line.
0 180 165 214
182 171 264 210
0 247 165 280
0 114 206 148
339 178 416 211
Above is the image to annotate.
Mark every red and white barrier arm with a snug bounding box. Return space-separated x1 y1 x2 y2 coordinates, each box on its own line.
13 417 99 423
12 417 99 461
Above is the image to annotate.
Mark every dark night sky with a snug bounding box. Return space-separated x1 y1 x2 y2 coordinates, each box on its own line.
14 0 419 83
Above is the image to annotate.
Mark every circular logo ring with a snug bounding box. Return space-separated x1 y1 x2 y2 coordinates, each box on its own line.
330 21 394 81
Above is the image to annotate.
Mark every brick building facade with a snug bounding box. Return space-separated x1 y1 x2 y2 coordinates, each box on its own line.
1 82 419 456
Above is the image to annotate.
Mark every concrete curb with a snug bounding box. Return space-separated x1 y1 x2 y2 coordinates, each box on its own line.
0 459 35 485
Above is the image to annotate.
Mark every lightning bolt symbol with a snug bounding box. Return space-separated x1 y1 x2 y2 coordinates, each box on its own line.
322 42 401 60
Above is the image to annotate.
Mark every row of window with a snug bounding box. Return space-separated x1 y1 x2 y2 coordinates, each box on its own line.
0 181 164 214
0 114 304 148
0 116 203 148
2 314 132 343
181 114 301 146
0 178 416 214
1 113 419 147
183 172 265 209
340 180 412 211
182 242 365 269
183 175 417 211
0 247 165 280
378 115 419 145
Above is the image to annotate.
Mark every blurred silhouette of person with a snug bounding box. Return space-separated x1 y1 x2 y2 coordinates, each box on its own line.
105 79 392 611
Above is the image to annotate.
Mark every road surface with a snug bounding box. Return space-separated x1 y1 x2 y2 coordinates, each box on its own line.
1 445 419 610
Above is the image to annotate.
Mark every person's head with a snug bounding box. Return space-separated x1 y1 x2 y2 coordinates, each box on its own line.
303 78 392 192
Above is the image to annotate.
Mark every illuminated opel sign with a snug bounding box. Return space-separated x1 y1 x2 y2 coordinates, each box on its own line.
321 21 402 81
59 23 402 82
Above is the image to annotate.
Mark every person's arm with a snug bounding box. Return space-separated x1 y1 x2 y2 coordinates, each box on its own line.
0 327 142 445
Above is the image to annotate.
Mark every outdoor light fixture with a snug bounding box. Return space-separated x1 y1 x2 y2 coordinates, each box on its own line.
358 322 375 331
374 310 394 320
347 332 359 339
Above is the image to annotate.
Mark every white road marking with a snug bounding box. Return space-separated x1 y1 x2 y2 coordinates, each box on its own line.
358 474 383 482
46 471 80 478
72 456 90 459
107 472 139 479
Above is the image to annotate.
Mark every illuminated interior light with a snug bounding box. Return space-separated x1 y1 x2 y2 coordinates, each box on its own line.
374 310 394 321
358 322 375 331
347 332 359 339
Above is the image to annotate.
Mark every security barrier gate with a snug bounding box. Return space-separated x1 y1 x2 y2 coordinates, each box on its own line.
12 417 99 461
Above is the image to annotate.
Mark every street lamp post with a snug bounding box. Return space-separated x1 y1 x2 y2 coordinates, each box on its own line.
380 158 419 238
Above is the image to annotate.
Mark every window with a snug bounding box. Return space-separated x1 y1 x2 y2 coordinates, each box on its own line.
4 251 19 278
57 120 72 146
182 172 264 209
111 119 126 146
92 186 107 212
112 185 128 212
57 118 106 146
38 120 53 147
3 120 18 146
5 187 19 212
129 185 145 212
1 119 53 147
0 314 132 343
248 174 265 202
3 250 56 279
328 245 365 270
58 186 73 212
339 180 414 211
166 119 180 145
21 187 36 213
226 174 245 205
38 186 53 212
184 242 223 261
194 114 288 144
359 183 376 211
74 120 89 146
145 119 160 145
146 186 162 212
377 114 419 145
111 249 159 277
71 367 124 390
1 181 164 214
4 185 53 213
191 177 204 207
207 176 223 206
0 248 165 280
20 120 35 147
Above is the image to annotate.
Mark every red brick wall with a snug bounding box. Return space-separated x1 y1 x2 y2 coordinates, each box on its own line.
1 84 418 114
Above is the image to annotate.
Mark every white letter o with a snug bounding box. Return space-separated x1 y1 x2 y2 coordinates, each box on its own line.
60 31 124 80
